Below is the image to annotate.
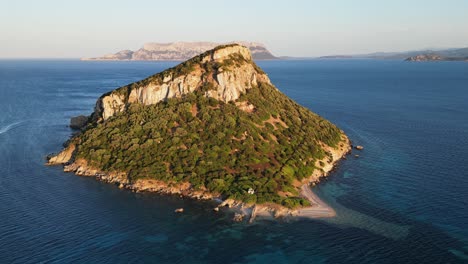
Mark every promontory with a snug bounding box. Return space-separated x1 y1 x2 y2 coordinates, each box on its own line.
49 44 350 221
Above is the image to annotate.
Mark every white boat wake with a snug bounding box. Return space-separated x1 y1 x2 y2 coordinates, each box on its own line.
0 121 23 135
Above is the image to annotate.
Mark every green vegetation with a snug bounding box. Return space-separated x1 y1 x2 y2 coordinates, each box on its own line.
73 45 345 209
110 44 250 100
73 80 343 208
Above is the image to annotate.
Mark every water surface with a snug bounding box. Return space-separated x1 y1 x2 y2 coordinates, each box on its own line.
0 59 467 263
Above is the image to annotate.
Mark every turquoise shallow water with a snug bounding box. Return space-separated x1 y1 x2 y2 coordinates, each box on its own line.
0 59 467 263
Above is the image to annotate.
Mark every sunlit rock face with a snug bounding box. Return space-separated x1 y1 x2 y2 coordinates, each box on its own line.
94 45 271 120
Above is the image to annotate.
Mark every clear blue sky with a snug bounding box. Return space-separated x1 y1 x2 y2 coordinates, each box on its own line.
1 0 467 58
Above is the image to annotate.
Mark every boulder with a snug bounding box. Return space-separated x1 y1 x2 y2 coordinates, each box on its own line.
70 115 88 130
174 208 184 213
233 213 245 222
355 145 364 150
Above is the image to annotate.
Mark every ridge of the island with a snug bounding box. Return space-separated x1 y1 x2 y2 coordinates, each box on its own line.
48 44 351 222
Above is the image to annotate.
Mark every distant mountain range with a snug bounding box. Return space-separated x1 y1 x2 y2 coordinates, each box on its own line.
83 43 468 62
319 47 468 61
82 42 278 61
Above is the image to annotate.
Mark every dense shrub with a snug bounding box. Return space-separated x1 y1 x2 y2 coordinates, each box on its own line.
74 74 343 208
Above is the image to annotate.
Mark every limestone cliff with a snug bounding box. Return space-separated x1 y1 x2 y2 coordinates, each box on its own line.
93 44 271 120
47 144 75 164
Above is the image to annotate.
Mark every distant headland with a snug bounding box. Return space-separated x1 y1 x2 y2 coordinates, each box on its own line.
82 41 278 61
318 47 468 61
405 54 468 62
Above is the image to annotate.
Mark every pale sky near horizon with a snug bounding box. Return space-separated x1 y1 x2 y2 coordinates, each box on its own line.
1 0 467 58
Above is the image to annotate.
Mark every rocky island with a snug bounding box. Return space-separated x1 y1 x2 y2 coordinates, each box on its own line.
82 41 278 61
49 44 350 221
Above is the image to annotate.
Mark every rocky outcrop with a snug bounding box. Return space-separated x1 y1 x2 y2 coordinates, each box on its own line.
95 92 127 120
93 44 272 120
70 115 88 130
47 144 75 165
82 41 278 61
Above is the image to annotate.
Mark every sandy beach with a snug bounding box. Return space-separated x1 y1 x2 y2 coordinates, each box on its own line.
297 184 336 218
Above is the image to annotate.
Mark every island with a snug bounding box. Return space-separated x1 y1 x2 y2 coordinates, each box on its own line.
82 41 278 61
405 54 468 62
49 44 351 221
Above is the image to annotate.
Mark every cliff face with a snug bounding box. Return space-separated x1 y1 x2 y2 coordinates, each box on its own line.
94 45 271 120
82 41 278 61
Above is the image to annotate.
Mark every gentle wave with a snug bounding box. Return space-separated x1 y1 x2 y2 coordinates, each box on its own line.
0 121 23 135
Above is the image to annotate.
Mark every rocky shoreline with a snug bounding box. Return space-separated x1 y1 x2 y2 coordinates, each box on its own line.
47 134 352 223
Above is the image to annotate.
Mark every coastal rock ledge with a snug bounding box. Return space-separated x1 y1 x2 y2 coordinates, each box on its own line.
48 44 351 222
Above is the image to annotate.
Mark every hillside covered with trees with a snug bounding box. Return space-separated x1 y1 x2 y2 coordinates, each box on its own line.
50 44 348 209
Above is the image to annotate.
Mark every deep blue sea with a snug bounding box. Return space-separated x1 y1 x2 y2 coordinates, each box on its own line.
0 59 467 263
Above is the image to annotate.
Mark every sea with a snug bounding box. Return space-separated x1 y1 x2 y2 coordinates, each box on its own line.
0 59 467 263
